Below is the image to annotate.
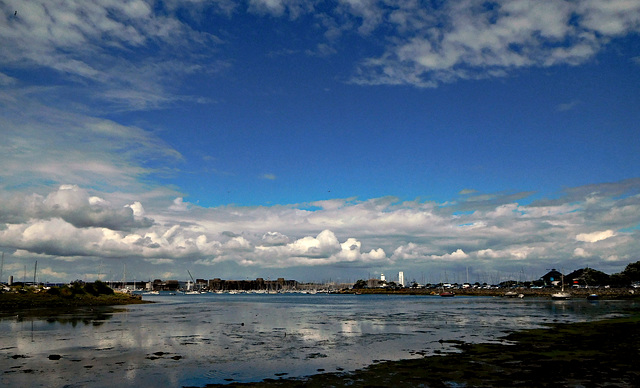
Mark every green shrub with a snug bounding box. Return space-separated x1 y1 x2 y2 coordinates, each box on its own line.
46 287 61 296
83 281 114 296
93 280 114 295
59 286 73 298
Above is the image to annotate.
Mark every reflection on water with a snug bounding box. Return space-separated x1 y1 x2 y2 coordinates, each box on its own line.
0 294 636 387
1 306 122 326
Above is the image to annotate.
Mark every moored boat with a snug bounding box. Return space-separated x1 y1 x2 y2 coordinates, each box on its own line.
551 274 571 300
551 291 571 300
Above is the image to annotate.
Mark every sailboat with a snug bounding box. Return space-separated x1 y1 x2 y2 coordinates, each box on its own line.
551 273 571 300
185 270 202 294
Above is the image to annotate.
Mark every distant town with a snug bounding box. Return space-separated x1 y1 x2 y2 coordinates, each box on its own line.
3 261 639 296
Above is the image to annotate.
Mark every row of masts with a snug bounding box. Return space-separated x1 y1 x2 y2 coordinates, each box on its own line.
0 252 38 286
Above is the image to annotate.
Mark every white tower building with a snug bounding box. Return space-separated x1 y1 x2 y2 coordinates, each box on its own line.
380 273 386 282
398 271 405 287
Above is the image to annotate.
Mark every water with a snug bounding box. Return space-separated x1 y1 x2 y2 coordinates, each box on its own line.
0 293 636 387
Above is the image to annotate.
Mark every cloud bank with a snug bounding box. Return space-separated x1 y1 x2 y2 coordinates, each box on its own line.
1 180 639 281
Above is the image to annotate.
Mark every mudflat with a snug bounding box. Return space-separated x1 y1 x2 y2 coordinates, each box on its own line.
205 308 640 387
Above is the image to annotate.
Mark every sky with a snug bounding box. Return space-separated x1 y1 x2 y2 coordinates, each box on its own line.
1 0 639 285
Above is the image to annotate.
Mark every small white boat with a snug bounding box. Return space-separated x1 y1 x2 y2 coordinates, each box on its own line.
551 274 571 300
551 291 571 300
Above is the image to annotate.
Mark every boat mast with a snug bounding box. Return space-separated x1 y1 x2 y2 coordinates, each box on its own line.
188 270 197 291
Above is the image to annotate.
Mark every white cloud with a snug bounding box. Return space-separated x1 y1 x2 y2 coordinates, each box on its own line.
169 197 189 212
0 185 153 231
348 0 640 87
477 247 536 260
392 244 468 261
126 202 146 217
576 230 616 243
289 230 341 258
440 249 469 260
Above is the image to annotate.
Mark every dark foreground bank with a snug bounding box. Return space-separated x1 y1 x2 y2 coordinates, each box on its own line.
203 309 640 388
0 289 149 311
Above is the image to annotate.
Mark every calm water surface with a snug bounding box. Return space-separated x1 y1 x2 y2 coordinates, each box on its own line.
0 293 636 387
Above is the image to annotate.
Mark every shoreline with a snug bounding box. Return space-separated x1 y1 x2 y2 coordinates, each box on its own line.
338 286 640 299
202 306 640 387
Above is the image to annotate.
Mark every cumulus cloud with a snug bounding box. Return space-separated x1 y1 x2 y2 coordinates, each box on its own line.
250 230 388 267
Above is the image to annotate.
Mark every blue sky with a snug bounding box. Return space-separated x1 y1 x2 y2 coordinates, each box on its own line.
1 0 639 284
